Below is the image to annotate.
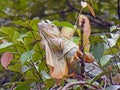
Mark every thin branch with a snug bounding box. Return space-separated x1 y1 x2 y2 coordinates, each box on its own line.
66 0 113 27
118 0 120 20
61 81 102 90
33 0 113 28
32 8 74 18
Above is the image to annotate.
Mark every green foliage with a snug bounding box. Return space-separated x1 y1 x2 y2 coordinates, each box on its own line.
53 20 74 28
20 50 35 64
0 0 120 90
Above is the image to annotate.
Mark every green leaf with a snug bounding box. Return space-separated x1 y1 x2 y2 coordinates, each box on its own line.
104 47 118 54
17 34 27 43
0 42 13 50
22 65 31 73
12 31 20 43
110 25 117 32
91 43 104 60
24 31 34 46
13 20 29 28
44 79 54 89
20 50 35 64
71 37 80 45
53 20 74 28
30 18 40 31
117 63 120 69
41 70 51 81
90 70 115 84
100 55 113 67
111 33 120 43
0 27 15 36
25 70 38 81
7 63 22 72
14 85 30 90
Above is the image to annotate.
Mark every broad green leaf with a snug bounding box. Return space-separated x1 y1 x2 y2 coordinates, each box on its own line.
24 31 40 46
30 18 40 31
12 31 20 43
0 42 13 49
104 38 117 49
13 20 29 28
91 43 104 60
104 47 118 54
0 27 14 36
14 85 30 90
25 70 38 81
41 70 51 81
102 34 119 49
38 61 46 71
71 37 80 45
22 65 31 73
44 79 54 89
110 25 117 32
17 34 27 43
111 33 120 43
100 55 113 67
90 35 103 44
7 63 22 72
117 63 120 69
20 50 35 64
32 52 42 62
53 20 74 28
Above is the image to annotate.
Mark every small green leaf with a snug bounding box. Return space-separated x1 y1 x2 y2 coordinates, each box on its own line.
0 27 15 36
100 55 113 67
91 43 104 60
17 34 27 43
41 70 51 81
13 20 29 28
110 25 117 32
53 20 74 28
22 65 31 73
0 42 13 49
20 50 35 64
117 63 120 69
14 85 30 90
71 37 80 45
30 18 40 31
7 63 22 72
25 70 38 81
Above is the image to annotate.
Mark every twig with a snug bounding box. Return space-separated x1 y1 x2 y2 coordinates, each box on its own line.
78 18 85 77
118 0 120 20
61 81 102 90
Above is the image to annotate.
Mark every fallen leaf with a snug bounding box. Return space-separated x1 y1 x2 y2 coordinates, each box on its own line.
1 52 13 69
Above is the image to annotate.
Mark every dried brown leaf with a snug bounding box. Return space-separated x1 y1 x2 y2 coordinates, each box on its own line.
79 15 91 52
87 4 95 17
1 52 13 69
